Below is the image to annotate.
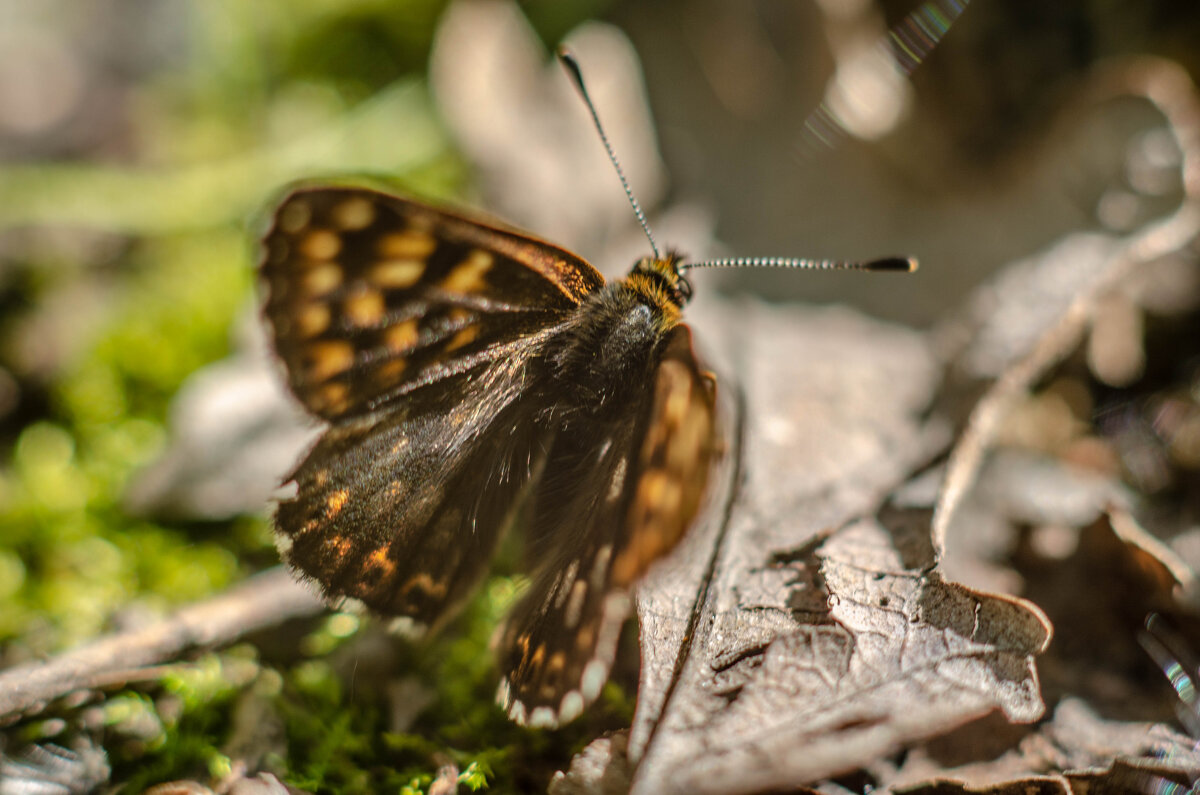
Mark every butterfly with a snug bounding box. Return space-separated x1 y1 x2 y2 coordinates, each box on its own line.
259 181 719 728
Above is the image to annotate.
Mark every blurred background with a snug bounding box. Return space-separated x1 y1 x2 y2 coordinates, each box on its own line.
1 0 1199 789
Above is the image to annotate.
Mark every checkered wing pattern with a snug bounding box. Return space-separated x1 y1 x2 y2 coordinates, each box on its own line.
260 185 604 420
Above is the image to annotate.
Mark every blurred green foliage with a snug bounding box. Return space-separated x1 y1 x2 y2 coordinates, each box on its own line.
0 0 622 791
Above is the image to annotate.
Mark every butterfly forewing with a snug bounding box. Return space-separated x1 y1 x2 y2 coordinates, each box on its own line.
260 185 605 420
495 325 717 727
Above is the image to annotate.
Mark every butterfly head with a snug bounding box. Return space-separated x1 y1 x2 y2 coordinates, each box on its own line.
630 250 693 308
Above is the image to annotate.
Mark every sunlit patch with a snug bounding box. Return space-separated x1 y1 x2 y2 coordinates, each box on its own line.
278 199 312 233
296 302 331 337
300 229 342 260
344 288 385 328
384 318 420 352
331 196 376 230
302 263 343 296
326 489 350 517
442 250 493 293
305 340 355 381
370 259 425 288
378 229 436 259
444 325 479 352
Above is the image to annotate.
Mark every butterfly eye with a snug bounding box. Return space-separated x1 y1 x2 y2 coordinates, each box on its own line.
676 273 694 304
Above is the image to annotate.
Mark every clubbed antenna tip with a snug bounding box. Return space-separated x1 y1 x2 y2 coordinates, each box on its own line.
869 257 919 272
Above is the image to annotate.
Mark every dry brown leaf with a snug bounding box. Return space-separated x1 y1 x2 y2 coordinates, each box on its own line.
620 301 1051 795
891 699 1200 794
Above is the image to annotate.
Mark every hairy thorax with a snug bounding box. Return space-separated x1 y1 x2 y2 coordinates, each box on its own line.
543 280 678 416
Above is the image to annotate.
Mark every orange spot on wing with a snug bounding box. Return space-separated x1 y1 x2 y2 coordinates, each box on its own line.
444 325 479 352
442 250 493 293
302 263 343 296
370 259 425 288
300 229 342 260
399 573 447 599
575 622 596 653
384 318 420 352
326 489 349 517
331 196 376 230
325 534 352 558
278 200 312 233
296 302 331 337
344 288 385 327
366 547 395 575
378 230 436 259
317 382 349 414
305 340 355 381
375 358 408 386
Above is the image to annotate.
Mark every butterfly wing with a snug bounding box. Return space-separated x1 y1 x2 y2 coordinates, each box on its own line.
494 325 718 726
260 184 605 420
275 355 552 631
262 185 605 629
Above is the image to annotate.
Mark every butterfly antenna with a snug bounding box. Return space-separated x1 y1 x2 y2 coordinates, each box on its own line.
681 255 918 273
558 47 661 260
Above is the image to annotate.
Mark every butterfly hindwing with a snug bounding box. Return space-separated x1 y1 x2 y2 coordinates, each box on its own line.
277 357 553 632
494 325 717 726
260 185 605 420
